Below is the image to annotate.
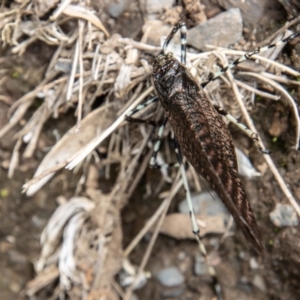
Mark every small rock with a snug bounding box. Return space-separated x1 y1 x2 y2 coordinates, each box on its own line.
32 215 47 228
239 276 249 284
158 213 227 239
6 235 15 243
105 0 128 18
252 274 267 292
249 257 259 269
217 0 269 29
161 287 184 298
238 276 253 293
187 8 243 51
178 191 229 218
156 266 185 287
269 203 299 227
9 282 21 293
194 254 208 276
177 251 187 261
238 251 247 260
236 148 261 178
209 237 220 247
54 59 74 73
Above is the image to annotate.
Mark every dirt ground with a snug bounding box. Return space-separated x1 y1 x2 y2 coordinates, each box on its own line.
1 0 300 300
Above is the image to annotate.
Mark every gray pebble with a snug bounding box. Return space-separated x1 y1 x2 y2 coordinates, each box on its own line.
238 276 253 293
236 148 261 178
106 0 128 18
187 8 243 51
269 203 299 227
178 191 229 218
156 266 185 287
252 274 267 292
194 254 208 276
162 287 184 298
218 0 267 29
249 257 259 269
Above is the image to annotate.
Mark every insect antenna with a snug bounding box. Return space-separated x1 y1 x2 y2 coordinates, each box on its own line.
201 30 300 87
162 0 198 63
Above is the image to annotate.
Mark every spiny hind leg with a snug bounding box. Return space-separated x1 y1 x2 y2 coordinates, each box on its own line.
149 117 170 168
173 138 223 300
126 97 173 169
149 118 181 171
214 105 271 154
127 111 177 170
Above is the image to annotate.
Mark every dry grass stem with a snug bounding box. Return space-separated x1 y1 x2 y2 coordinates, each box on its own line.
235 79 281 100
66 86 154 170
239 71 300 149
226 65 300 218
206 46 300 77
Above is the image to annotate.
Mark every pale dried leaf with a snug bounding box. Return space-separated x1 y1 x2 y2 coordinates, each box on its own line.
26 105 116 196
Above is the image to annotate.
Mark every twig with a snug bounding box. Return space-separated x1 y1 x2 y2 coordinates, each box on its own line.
261 72 300 86
66 86 154 170
235 79 281 101
76 19 85 130
50 0 72 21
8 138 22 178
61 4 109 37
22 160 69 193
119 37 160 52
256 16 300 47
67 37 79 101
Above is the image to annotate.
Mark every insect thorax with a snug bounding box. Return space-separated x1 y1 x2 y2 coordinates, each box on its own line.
153 53 200 110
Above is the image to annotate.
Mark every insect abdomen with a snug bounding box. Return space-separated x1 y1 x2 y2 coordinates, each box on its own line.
172 90 263 252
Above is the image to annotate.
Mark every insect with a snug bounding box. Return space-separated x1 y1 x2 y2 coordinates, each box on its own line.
153 25 266 252
125 4 300 298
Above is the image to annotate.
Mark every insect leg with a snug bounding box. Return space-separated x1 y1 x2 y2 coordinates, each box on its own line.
125 96 158 125
127 104 176 169
150 117 169 167
214 105 271 154
201 30 300 88
173 138 223 300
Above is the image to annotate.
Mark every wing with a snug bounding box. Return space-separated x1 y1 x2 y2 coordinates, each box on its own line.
153 56 264 253
168 89 264 253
